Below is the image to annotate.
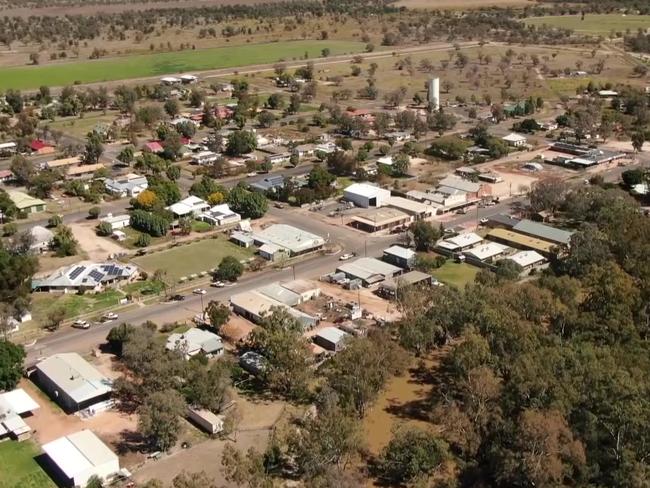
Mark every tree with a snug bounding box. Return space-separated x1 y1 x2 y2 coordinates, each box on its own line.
216 256 244 282
257 111 275 128
88 206 100 219
206 301 231 330
10 154 35 185
52 225 78 257
287 94 301 114
621 169 645 188
171 471 217 488
189 89 205 108
28 170 59 199
85 475 103 488
84 132 104 164
96 221 113 236
494 259 523 281
226 130 257 156
45 306 66 331
392 153 409 176
410 221 441 251
0 243 38 306
5 89 23 114
0 341 25 390
248 308 313 399
135 190 161 211
135 233 152 247
183 361 231 413
138 389 186 451
222 444 274 488
631 131 645 152
117 146 134 166
227 185 267 219
528 177 570 215
106 323 136 356
3 223 17 237
376 428 449 484
164 99 180 117
47 215 63 228
426 136 468 160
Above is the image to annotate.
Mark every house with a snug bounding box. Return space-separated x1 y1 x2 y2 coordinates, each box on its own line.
279 280 321 302
507 250 547 270
160 76 181 85
314 327 349 352
100 214 130 231
143 141 164 153
436 232 483 254
463 242 510 263
502 133 527 147
257 282 301 306
32 261 138 293
187 407 223 435
351 207 412 233
166 328 224 360
252 224 325 257
44 156 82 171
180 74 198 84
486 228 556 257
8 191 46 214
386 131 411 142
512 219 574 246
346 108 374 121
29 225 54 253
230 290 318 328
343 182 391 208
598 89 618 98
485 213 521 229
336 257 402 286
0 169 13 183
198 204 241 226
378 270 435 298
383 245 416 269
0 388 39 441
33 353 112 412
314 141 338 155
104 174 148 198
377 155 394 170
0 141 17 157
239 351 268 376
191 151 220 166
42 430 120 488
230 230 254 248
292 144 315 159
215 106 234 120
66 163 105 180
30 139 55 155
166 196 210 218
265 152 292 166
250 175 285 193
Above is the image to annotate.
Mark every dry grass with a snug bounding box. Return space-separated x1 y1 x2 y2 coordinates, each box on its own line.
396 0 534 9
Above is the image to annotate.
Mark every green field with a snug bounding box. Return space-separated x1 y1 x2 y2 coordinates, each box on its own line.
430 261 479 289
0 40 365 91
31 289 123 324
525 14 650 36
0 441 56 488
132 236 254 281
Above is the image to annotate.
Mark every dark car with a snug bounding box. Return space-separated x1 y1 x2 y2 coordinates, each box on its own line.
170 294 185 301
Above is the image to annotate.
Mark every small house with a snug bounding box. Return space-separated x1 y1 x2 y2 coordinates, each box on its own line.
502 133 527 147
314 327 349 352
100 214 130 231
383 245 416 269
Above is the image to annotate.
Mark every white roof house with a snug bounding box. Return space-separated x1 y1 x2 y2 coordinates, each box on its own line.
166 328 224 359
502 133 527 146
230 290 318 328
29 225 54 252
463 242 509 261
160 76 181 84
34 353 112 411
257 282 302 306
198 204 241 226
343 182 391 208
166 196 210 218
0 388 39 440
104 174 148 198
508 250 546 268
437 175 481 194
437 232 483 252
42 430 120 488
252 224 325 256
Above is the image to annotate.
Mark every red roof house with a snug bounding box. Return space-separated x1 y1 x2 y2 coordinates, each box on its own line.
144 141 164 153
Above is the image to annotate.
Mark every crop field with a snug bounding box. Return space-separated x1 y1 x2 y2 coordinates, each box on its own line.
0 40 365 91
525 14 650 35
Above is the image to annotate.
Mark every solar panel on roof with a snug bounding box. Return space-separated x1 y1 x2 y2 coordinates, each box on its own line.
68 266 86 280
88 270 104 281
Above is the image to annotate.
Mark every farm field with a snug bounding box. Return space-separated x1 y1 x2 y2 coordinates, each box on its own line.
131 236 254 281
0 40 365 91
525 14 650 35
0 440 56 488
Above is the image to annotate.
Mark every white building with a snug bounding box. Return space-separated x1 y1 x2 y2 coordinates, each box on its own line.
0 388 39 441
32 261 138 293
104 174 148 198
42 430 120 488
166 328 224 360
191 151 220 166
502 133 527 147
343 182 391 208
160 76 181 85
463 242 510 262
436 232 483 253
100 214 130 231
508 250 547 270
428 77 440 110
180 74 199 84
187 407 224 435
197 204 241 226
252 224 325 258
29 225 54 253
166 196 210 218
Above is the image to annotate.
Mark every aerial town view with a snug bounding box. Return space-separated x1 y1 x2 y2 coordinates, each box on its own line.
0 0 649 486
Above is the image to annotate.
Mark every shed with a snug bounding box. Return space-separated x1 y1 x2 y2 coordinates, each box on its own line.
382 245 416 269
343 182 391 208
314 327 349 352
350 207 411 233
512 219 573 246
42 430 120 488
280 280 321 301
337 257 402 285
379 270 434 298
186 407 224 435
257 283 301 306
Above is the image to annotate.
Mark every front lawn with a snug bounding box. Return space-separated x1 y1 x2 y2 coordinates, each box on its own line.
31 289 123 324
132 235 254 281
0 440 56 488
430 261 479 289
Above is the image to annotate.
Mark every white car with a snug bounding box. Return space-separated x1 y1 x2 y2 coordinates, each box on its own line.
72 320 90 329
193 288 207 295
101 312 118 321
247 172 257 177
479 218 489 225
339 253 355 261
211 281 225 288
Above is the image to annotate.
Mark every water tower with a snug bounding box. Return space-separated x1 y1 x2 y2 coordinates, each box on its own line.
427 77 440 111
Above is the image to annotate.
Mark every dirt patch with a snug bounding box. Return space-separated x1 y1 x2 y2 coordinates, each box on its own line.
220 315 257 346
70 221 125 261
317 282 401 322
395 0 531 8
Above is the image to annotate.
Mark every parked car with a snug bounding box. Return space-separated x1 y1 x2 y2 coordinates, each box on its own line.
101 312 118 321
193 288 207 295
211 281 225 288
274 202 285 209
170 294 185 301
247 172 257 177
479 218 489 225
72 320 90 329
339 252 355 261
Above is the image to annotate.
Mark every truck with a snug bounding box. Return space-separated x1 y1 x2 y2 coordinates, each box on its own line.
186 407 224 435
